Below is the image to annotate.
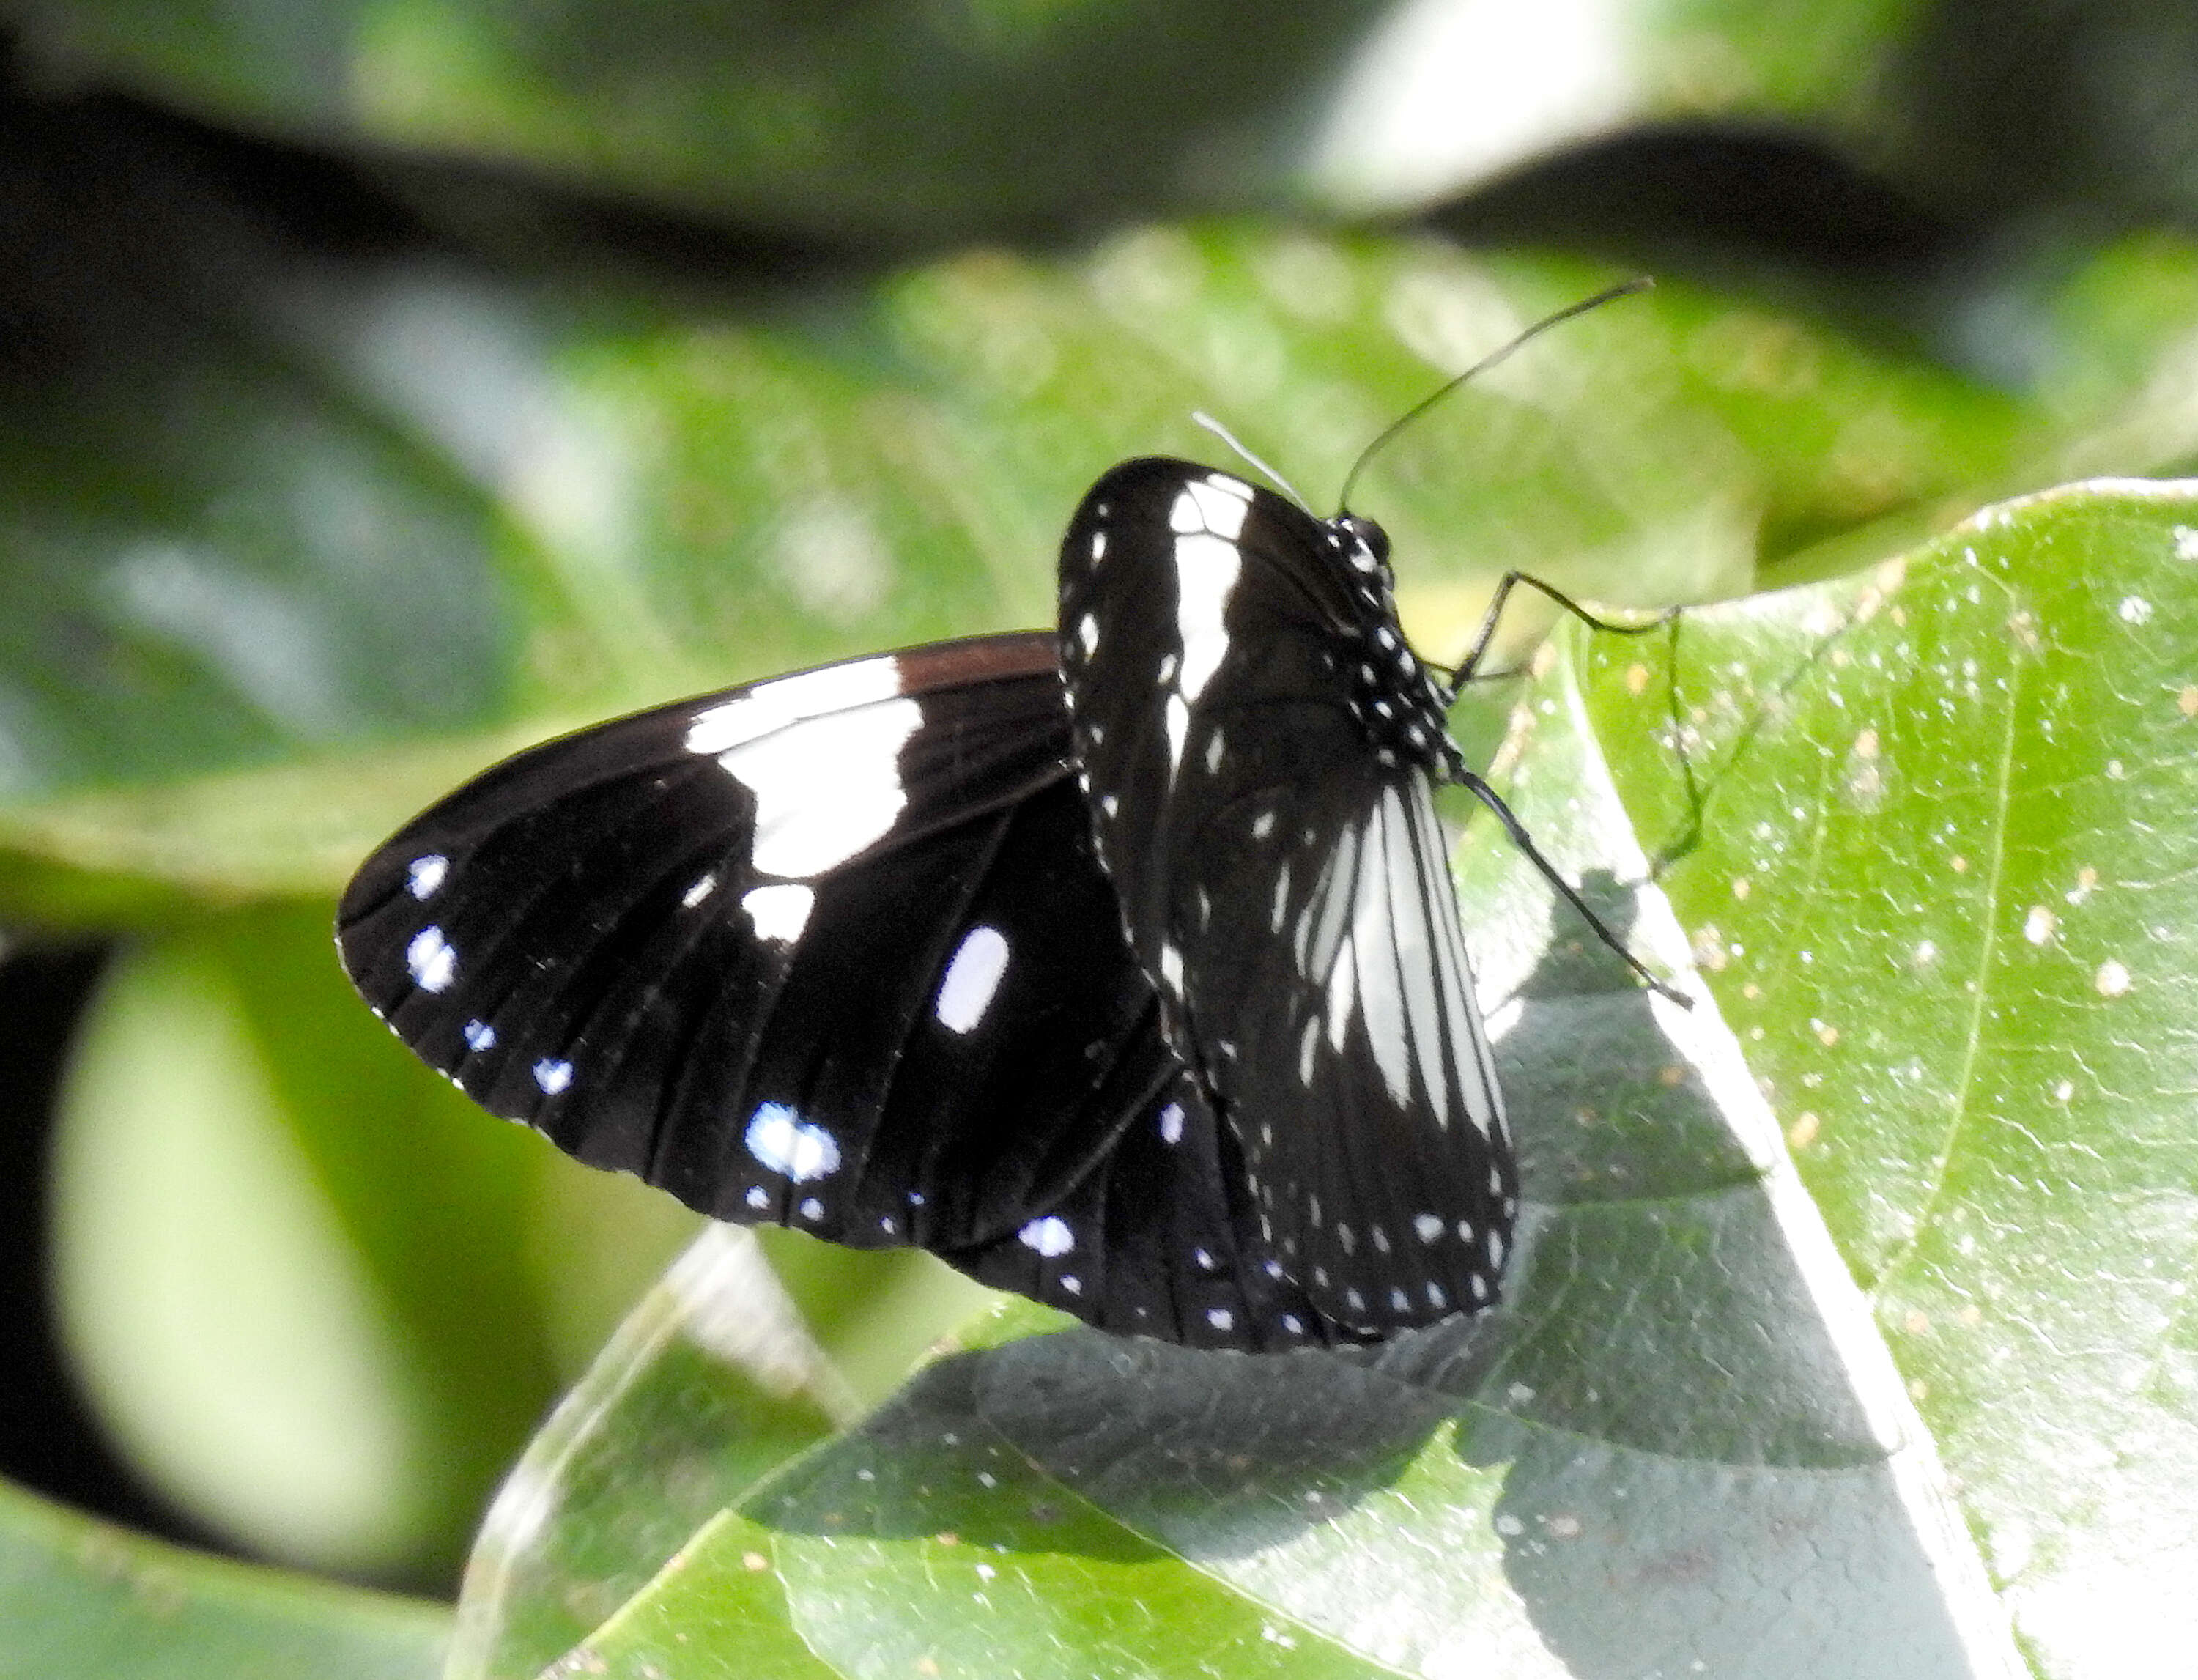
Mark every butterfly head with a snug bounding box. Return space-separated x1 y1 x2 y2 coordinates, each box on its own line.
1329 511 1394 591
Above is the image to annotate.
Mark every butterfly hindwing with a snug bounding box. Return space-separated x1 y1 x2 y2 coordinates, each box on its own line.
944 1068 1328 1350
1058 458 1517 1337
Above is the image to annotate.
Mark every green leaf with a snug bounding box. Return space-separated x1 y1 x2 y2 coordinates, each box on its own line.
21 0 1384 242
446 1228 850 1680
1585 478 2198 1672
4 229 2105 922
48 902 692 1582
0 335 513 802
0 1476 445 1680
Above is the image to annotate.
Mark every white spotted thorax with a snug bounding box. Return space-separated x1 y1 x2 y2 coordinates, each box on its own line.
1325 512 1468 780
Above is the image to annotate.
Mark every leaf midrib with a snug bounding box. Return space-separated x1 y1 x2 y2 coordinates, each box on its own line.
1874 566 2024 1299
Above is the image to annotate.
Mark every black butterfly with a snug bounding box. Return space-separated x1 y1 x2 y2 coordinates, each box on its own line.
338 294 1670 1352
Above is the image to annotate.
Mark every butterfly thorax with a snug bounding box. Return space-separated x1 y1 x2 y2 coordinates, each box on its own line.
1324 513 1462 781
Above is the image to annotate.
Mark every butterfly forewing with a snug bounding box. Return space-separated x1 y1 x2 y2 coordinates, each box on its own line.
342 636 1093 1231
338 630 1344 1350
1059 458 1517 1336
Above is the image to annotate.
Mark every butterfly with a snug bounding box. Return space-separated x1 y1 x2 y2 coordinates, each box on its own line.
338 286 1670 1352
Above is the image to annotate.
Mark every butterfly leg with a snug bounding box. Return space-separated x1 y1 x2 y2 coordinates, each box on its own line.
1437 573 1676 696
1450 769 1690 1007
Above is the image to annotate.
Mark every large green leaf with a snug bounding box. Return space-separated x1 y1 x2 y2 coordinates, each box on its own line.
49 0 2198 249
0 0 1941 237
0 1476 446 1680
4 228 2106 922
1584 480 2198 1676
14 0 1392 241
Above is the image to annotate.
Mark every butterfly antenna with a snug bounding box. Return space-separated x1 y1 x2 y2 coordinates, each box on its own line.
1194 411 1309 511
1336 276 1652 514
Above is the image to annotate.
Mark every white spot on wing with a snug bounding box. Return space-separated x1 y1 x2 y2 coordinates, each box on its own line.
407 855 448 899
744 883 815 943
462 1018 495 1052
1326 937 1357 1051
684 656 903 755
1165 692 1191 771
533 1058 572 1095
1078 613 1099 656
1207 1306 1235 1331
711 695 923 876
1407 774 1500 1139
1414 1213 1442 1244
407 926 456 993
1296 820 1358 978
1348 786 1415 1109
1172 530 1242 705
936 925 1010 1032
682 873 717 909
1018 1215 1074 1257
1170 474 1253 539
745 1102 842 1182
1158 1102 1185 1144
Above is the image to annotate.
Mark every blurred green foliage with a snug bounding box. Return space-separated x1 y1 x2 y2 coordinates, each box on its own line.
3 1 2198 1676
